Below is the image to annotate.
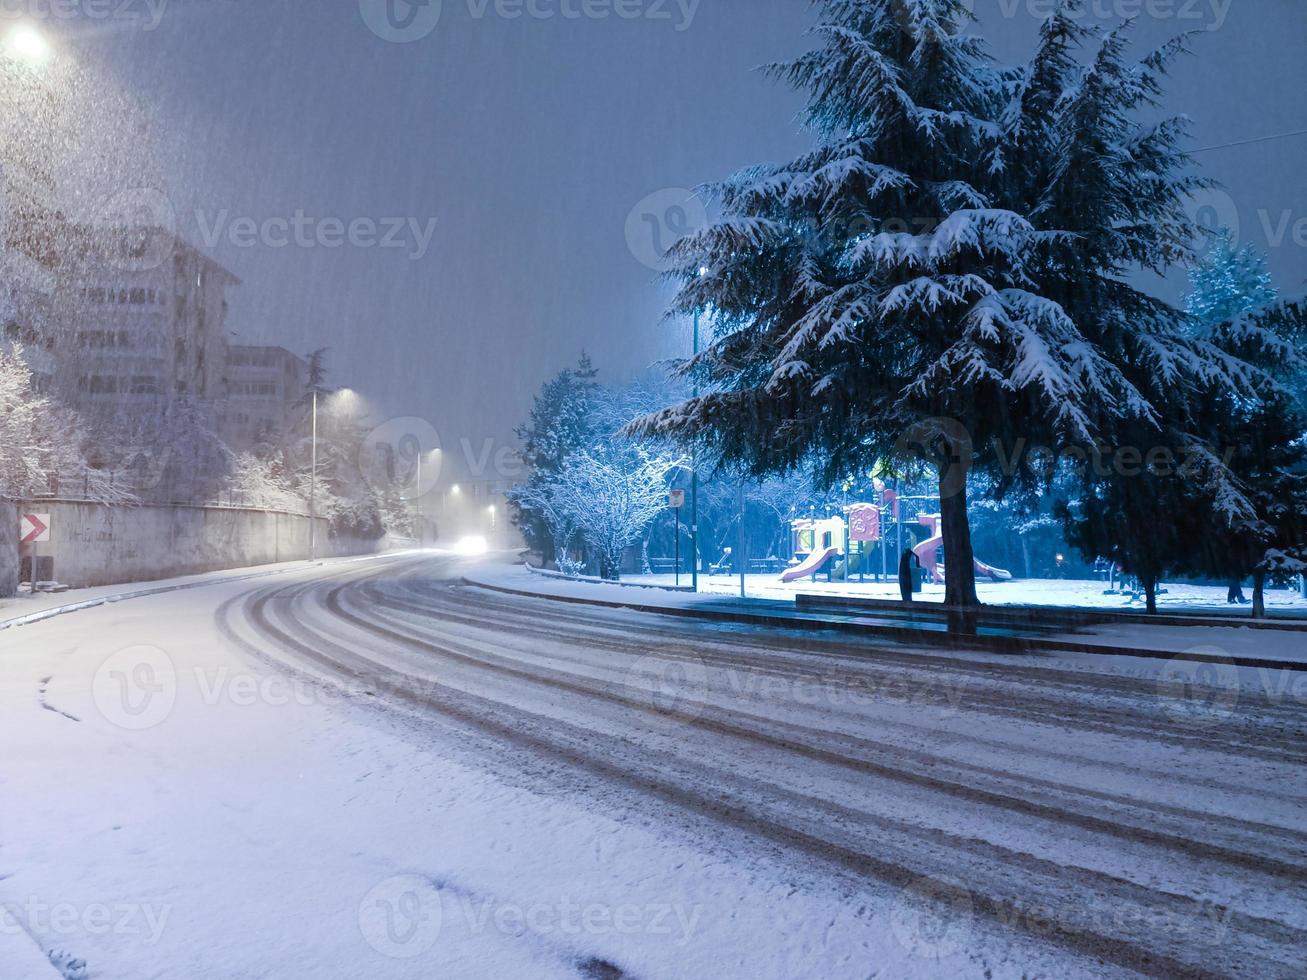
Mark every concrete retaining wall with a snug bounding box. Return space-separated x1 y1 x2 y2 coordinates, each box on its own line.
10 499 388 590
0 499 17 598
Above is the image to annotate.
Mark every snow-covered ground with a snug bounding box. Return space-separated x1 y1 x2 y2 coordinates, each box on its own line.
2 553 1304 978
626 571 1307 615
480 563 1307 667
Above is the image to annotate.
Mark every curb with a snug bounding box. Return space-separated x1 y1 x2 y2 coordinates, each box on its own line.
463 575 1307 673
0 550 419 633
796 592 1307 632
524 562 696 592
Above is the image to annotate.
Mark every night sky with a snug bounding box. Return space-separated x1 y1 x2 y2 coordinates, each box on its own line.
45 0 1307 470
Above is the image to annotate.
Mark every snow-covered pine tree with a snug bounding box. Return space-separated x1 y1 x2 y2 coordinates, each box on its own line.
1008 8 1273 611
629 0 1248 622
1181 237 1307 616
509 354 600 563
1186 229 1278 331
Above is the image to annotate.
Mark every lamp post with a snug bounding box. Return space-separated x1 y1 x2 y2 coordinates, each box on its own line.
414 448 439 543
309 387 318 560
690 266 707 593
442 483 460 524
308 386 354 561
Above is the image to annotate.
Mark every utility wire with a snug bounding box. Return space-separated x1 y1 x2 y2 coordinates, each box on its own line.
1192 128 1307 154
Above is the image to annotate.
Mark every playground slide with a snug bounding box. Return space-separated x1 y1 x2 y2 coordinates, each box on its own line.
913 535 1012 583
781 547 840 583
912 534 944 581
974 558 1014 582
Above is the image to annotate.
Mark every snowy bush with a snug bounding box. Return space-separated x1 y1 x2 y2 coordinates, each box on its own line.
0 345 131 503
550 445 685 580
226 453 307 513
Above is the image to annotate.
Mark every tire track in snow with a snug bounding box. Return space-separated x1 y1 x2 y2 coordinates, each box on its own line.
215 559 1307 978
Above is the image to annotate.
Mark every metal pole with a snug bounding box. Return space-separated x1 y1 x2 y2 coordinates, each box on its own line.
674 506 680 588
690 308 700 593
895 482 902 570
310 388 317 561
737 479 746 599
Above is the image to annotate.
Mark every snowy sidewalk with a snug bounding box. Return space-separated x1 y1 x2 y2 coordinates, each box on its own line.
0 550 425 632
463 563 1307 670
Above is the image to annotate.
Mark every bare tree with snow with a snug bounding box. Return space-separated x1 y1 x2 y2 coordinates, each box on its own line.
552 445 685 580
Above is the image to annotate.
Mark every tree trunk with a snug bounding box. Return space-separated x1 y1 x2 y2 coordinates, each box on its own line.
599 544 621 581
1252 570 1266 619
938 474 978 634
1143 577 1158 615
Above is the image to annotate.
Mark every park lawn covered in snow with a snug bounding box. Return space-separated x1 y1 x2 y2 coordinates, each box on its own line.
626 572 1307 616
472 564 1307 669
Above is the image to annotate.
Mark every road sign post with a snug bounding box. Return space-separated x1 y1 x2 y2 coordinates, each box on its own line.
19 512 50 545
19 512 52 587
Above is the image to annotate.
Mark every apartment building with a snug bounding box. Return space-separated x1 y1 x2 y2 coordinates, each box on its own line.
218 344 308 452
0 147 59 389
50 224 238 419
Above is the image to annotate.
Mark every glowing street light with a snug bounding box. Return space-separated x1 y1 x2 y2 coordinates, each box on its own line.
413 447 440 497
3 25 52 67
309 386 356 561
441 481 460 513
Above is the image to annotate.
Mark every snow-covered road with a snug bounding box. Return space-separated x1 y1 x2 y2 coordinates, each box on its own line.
2 553 1304 978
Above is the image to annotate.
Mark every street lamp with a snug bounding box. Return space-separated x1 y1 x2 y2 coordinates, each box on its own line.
690 265 708 593
441 482 460 517
309 386 354 561
3 25 51 67
411 448 439 544
414 447 440 498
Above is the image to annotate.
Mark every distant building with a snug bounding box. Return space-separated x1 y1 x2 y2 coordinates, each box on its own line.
45 226 238 419
0 154 60 389
218 345 308 452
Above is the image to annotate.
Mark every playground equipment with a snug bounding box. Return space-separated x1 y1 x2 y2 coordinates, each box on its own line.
782 515 846 583
781 546 840 583
780 491 1014 587
911 513 1012 584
